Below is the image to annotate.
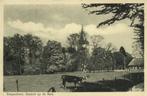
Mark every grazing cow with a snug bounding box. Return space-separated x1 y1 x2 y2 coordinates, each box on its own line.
61 75 88 88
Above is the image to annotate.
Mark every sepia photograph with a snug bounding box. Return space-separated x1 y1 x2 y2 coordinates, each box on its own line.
3 3 144 92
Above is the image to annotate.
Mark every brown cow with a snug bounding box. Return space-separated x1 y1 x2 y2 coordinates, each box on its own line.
61 75 89 88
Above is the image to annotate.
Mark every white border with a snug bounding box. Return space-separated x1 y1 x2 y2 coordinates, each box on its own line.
0 0 146 96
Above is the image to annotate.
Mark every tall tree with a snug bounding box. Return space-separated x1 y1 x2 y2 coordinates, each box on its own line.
89 47 114 71
41 40 64 73
89 35 104 71
91 35 104 49
119 46 127 56
66 33 80 71
4 37 15 75
67 33 80 51
104 42 117 70
23 34 43 69
8 34 25 75
119 46 127 69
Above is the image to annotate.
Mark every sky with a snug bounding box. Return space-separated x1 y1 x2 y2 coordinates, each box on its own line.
4 4 135 54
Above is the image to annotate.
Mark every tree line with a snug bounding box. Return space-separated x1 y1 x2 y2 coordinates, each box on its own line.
4 28 132 75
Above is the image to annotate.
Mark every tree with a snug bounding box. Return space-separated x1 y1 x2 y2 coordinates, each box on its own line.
113 51 133 69
89 35 104 71
67 33 80 51
105 42 117 53
4 34 25 75
82 3 144 56
119 46 127 56
132 42 143 57
41 40 64 73
134 24 144 56
66 33 80 71
4 34 43 75
4 37 15 75
119 46 127 69
62 47 67 65
66 26 89 71
23 34 43 70
113 52 126 69
65 48 79 72
90 47 105 71
89 47 114 71
91 35 104 49
104 42 117 70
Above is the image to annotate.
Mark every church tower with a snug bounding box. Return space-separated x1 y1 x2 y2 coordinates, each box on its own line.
77 25 89 71
78 25 89 50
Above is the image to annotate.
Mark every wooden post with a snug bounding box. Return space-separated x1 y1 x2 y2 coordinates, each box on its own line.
4 83 5 91
16 79 19 92
102 78 105 81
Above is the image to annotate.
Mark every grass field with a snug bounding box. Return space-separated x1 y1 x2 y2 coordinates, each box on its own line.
4 71 132 92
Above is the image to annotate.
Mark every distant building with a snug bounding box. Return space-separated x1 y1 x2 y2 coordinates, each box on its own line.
127 58 144 71
77 25 89 71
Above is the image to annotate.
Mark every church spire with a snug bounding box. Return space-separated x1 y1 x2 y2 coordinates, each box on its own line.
81 24 84 32
79 25 88 45
79 25 84 44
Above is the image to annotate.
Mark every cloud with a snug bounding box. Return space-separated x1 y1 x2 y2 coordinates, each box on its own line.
85 23 133 35
7 20 134 52
8 20 54 33
7 20 82 45
8 19 133 34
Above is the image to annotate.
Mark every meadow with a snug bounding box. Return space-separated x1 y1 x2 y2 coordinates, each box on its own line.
4 71 132 92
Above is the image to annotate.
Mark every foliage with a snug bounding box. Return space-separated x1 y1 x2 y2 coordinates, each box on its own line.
4 32 133 75
41 40 65 73
4 34 25 75
88 47 113 71
66 27 90 71
82 3 144 56
4 34 43 75
113 51 133 69
119 46 127 56
23 34 43 74
67 33 80 50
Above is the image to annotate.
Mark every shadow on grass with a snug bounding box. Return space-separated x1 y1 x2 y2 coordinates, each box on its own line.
66 72 144 92
67 79 133 92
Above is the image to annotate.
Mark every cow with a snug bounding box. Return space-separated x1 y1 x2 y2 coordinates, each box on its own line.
61 75 89 88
